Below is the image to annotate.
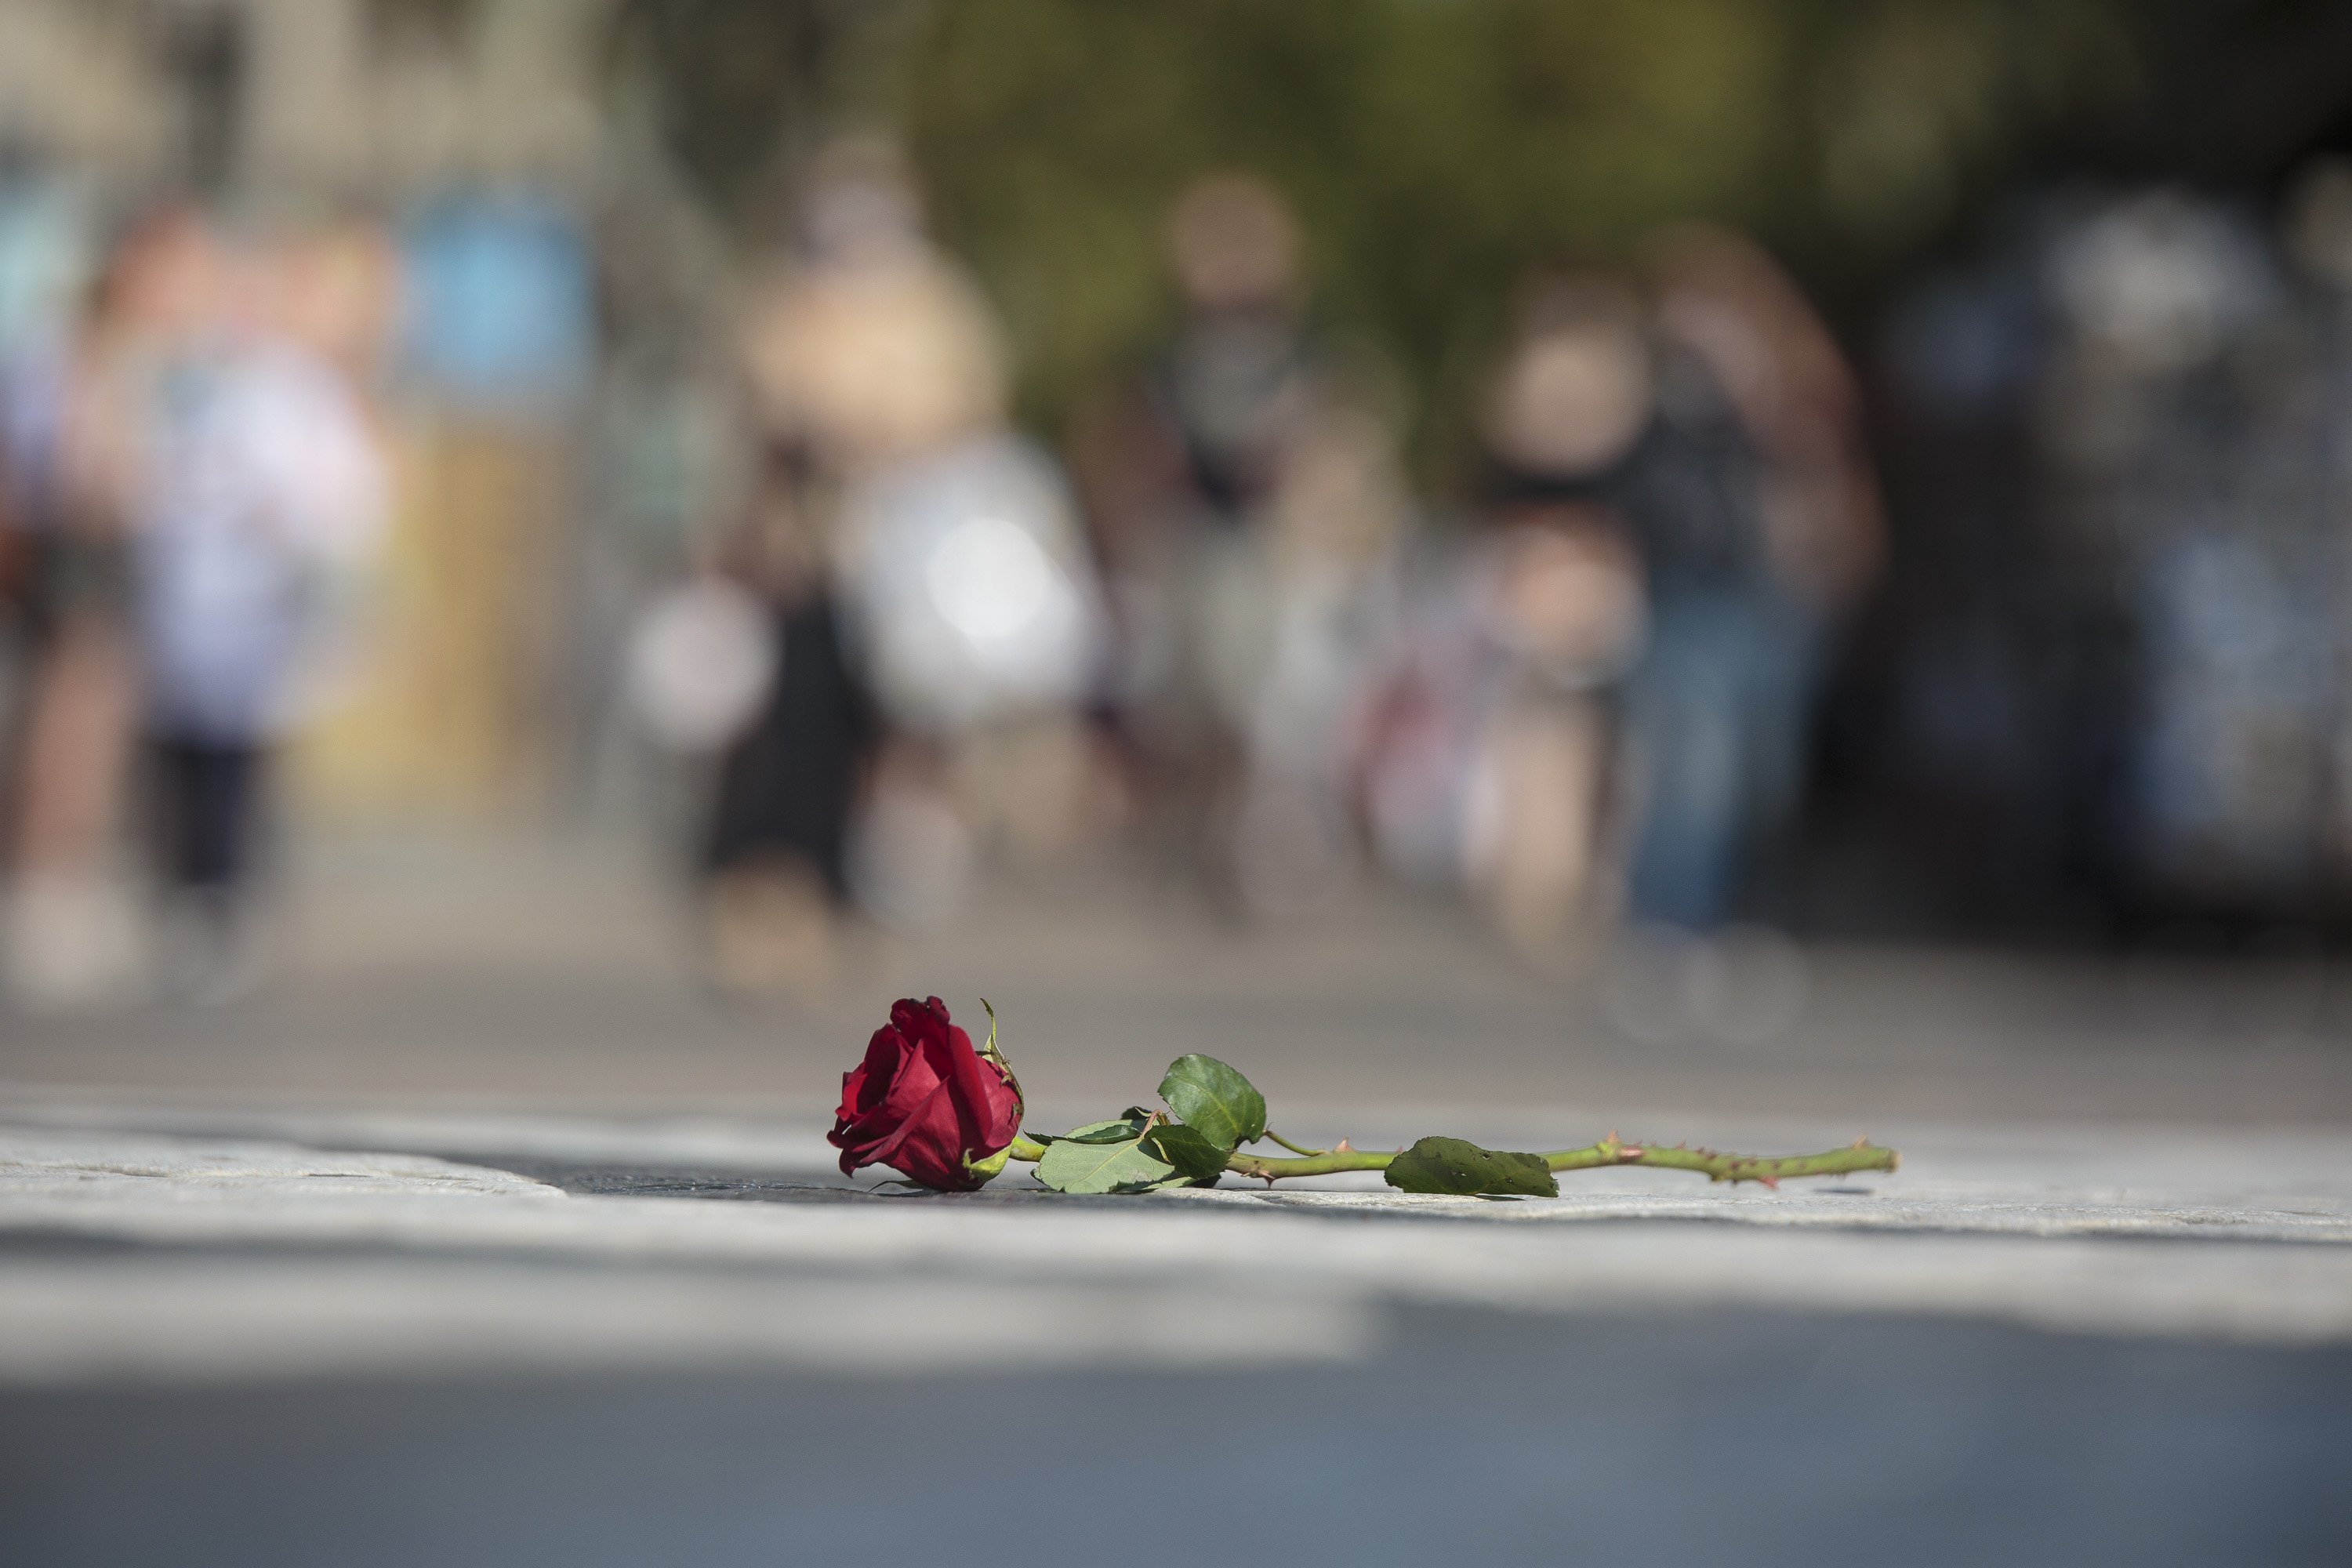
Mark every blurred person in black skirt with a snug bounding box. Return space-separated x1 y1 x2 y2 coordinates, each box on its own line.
692 438 877 995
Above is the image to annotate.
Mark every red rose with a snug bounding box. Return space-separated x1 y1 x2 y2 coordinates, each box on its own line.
829 996 1022 1190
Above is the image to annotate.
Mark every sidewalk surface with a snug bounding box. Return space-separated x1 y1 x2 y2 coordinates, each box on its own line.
2 837 2350 1564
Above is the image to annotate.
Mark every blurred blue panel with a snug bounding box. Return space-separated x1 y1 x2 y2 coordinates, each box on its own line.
400 191 592 413
0 179 90 359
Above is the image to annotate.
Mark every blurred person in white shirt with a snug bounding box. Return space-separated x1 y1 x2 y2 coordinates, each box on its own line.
131 224 388 992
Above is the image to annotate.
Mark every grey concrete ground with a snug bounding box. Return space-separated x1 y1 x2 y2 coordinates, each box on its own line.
3 1112 2350 1566
3 836 2351 1563
6 828 2352 1127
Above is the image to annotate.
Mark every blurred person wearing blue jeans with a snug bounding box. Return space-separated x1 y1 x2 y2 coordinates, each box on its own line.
1483 239 1878 939
1620 230 1881 931
1618 577 1817 929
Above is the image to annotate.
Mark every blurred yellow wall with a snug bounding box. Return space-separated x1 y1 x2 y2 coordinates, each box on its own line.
289 420 564 821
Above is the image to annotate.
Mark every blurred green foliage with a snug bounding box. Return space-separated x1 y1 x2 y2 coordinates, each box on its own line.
882 0 2140 483
615 0 2326 485
608 0 862 218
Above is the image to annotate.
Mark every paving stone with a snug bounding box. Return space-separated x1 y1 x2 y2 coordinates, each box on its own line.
3 1111 2352 1381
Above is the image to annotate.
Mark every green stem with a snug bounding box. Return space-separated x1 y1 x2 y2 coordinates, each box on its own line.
1261 1129 1330 1157
1539 1133 1898 1187
1222 1134 1897 1188
1006 1129 1897 1190
1224 1147 1396 1181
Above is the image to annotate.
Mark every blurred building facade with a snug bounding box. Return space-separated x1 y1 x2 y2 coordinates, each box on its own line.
0 1 606 198
0 0 636 828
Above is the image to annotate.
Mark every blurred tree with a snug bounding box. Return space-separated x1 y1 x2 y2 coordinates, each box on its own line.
883 0 2143 486
365 0 485 49
611 0 2345 487
604 0 876 228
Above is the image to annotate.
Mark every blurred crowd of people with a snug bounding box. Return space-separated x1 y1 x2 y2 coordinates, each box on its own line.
621 147 1882 997
1880 161 2352 933
0 203 389 1006
57 140 2352 1014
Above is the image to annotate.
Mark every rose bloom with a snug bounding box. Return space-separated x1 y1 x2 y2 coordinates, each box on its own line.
829 996 1022 1189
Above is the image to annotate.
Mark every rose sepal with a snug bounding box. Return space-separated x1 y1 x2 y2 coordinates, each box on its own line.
977 998 1022 1112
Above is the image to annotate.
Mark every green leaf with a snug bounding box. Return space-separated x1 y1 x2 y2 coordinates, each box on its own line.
1384 1137 1559 1197
1157 1054 1267 1149
1033 1134 1179 1194
1142 1121 1228 1185
1065 1116 1151 1145
1029 1114 1150 1148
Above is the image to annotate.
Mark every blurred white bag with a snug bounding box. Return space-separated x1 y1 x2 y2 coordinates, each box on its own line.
623 577 777 753
835 434 1104 735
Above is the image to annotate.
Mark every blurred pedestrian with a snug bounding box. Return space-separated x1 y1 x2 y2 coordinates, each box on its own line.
1206 394 1412 916
674 437 877 995
1358 276 1653 956
2042 191 2309 911
1354 499 1645 959
1612 230 1882 933
2281 161 2352 906
0 208 200 1007
1069 172 1364 909
737 140 1105 933
132 223 388 994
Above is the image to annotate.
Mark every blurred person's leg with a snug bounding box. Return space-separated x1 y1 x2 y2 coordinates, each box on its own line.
146 735 270 1002
701 853 840 999
847 735 969 928
1624 583 1820 931
171 740 263 909
1169 522 1269 907
1229 765 1358 920
1726 590 1823 924
9 617 139 880
694 597 870 996
1613 586 1820 1044
1624 588 1751 931
3 612 143 1008
1467 691 1613 960
957 713 1116 869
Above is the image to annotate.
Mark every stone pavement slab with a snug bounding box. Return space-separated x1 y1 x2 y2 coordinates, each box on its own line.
5 1105 2350 1568
4 1109 2352 1385
0 1125 564 1201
